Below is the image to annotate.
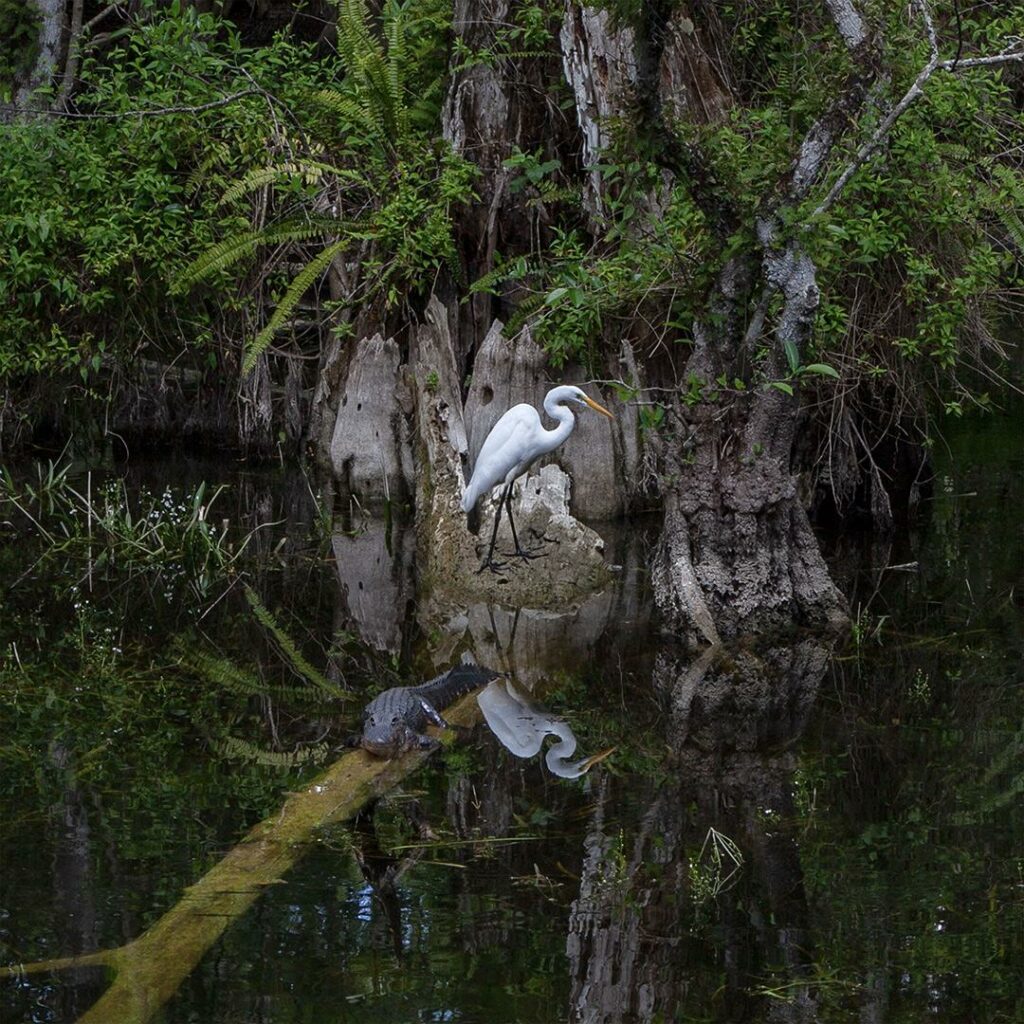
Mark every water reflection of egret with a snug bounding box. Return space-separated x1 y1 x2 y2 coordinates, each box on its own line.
477 678 613 779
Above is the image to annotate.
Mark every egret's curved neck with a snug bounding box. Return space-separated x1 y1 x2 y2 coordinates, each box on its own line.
544 723 589 779
539 390 577 455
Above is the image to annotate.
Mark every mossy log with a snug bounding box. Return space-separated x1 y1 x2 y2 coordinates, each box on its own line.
0 693 483 1024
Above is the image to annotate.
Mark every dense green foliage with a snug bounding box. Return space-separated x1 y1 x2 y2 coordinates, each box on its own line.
0 0 1020 458
0 6 343 383
487 1 1024 406
177 0 472 371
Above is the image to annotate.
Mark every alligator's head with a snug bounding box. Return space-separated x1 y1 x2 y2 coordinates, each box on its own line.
361 718 434 758
360 714 404 757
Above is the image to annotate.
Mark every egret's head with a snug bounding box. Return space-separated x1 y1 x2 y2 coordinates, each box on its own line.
566 386 613 419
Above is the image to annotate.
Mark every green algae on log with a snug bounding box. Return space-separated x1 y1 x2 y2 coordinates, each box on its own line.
0 692 484 1024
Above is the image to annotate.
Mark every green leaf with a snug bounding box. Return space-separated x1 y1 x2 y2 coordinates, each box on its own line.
799 363 840 379
243 239 349 375
783 339 800 374
769 381 794 396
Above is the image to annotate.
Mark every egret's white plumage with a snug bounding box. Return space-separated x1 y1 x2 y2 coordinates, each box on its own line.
477 678 614 778
460 385 613 570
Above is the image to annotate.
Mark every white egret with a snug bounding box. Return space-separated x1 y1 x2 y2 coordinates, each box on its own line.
461 385 613 571
477 678 614 778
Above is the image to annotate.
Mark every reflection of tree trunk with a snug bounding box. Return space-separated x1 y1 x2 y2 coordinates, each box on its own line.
567 641 832 1023
50 743 104 1019
567 776 690 1024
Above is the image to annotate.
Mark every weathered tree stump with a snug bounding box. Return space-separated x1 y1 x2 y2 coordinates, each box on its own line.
329 333 413 507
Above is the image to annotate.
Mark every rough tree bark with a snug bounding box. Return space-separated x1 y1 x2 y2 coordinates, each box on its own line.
642 3 881 641
442 0 570 364
555 1 885 641
9 0 65 114
328 332 413 507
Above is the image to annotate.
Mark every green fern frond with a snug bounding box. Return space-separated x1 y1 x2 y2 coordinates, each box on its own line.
217 161 343 207
982 164 1024 255
335 0 376 69
385 12 408 139
210 733 331 767
176 219 352 291
178 647 329 703
469 254 538 296
243 585 349 697
185 141 231 196
174 231 267 290
937 141 972 164
218 168 287 205
180 648 263 694
311 89 380 137
243 239 350 374
998 210 1024 255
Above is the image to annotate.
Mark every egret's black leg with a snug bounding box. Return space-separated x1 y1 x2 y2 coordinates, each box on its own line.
476 482 511 574
503 482 544 561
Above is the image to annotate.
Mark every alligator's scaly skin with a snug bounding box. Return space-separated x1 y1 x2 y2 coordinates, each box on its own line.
360 664 499 758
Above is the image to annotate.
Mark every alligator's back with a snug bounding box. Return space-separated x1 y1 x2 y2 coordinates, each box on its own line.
360 664 499 757
410 664 499 706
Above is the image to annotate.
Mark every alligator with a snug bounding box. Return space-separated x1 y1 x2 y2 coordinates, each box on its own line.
359 663 500 758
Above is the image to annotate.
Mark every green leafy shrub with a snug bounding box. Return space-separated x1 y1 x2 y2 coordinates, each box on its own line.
0 6 342 385
177 0 476 372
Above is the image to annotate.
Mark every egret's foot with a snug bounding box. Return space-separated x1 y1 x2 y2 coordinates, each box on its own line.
502 546 545 562
475 556 508 575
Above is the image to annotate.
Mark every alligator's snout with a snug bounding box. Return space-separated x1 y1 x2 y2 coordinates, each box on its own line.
360 731 397 758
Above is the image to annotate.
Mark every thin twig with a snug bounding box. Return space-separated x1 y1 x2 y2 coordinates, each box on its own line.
2 88 262 122
813 43 1024 218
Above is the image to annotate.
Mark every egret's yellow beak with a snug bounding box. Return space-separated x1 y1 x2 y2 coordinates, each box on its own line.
579 747 616 772
583 395 614 419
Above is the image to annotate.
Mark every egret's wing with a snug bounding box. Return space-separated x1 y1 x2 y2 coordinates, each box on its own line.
474 404 538 467
464 404 541 507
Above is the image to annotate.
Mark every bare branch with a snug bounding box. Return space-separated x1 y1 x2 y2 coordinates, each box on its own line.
81 1 126 35
813 42 1024 218
824 0 867 51
940 49 1024 71
1 88 262 122
55 0 85 110
914 0 939 60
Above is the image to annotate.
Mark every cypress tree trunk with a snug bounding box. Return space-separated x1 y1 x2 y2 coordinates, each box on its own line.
437 2 875 639
9 0 65 114
554 2 879 641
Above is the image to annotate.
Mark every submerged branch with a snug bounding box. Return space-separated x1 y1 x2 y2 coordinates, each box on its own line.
1 693 483 1024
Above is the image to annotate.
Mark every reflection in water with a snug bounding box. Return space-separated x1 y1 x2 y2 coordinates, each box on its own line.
421 519 652 684
49 743 106 1021
478 678 612 778
2 408 1020 1023
332 518 414 654
567 641 831 1024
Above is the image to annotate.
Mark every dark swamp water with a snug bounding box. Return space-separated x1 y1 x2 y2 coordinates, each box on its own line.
1 405 1021 1024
